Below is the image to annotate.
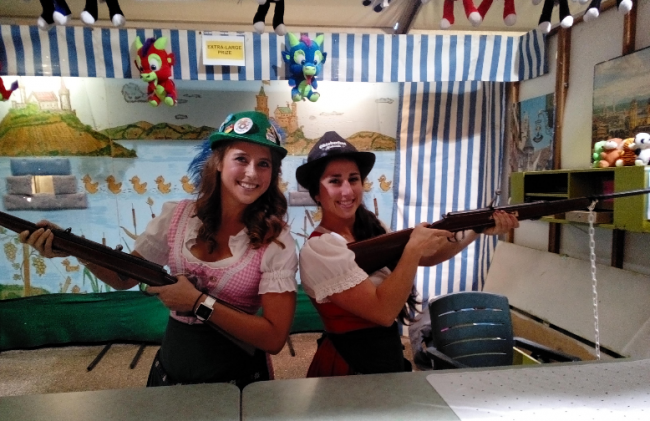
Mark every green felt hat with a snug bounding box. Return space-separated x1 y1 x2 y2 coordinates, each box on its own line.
209 111 287 158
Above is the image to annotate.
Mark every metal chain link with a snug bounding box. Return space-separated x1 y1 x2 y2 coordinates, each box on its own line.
588 200 601 360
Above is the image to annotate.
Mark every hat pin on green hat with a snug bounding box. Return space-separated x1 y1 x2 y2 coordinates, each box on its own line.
208 111 287 158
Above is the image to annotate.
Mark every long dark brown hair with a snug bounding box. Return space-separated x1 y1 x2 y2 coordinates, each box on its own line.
306 157 421 324
194 141 288 252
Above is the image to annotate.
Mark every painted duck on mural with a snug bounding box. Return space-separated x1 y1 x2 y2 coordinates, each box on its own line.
310 207 322 223
378 175 392 192
82 174 99 194
363 180 373 192
155 175 171 194
106 175 122 194
180 175 195 194
129 175 148 194
278 176 289 193
61 258 80 272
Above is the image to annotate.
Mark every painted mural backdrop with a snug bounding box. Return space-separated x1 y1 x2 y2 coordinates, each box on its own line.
0 76 398 299
593 46 650 143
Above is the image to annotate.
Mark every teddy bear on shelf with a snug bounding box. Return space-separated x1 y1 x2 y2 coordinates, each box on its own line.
615 137 638 167
594 138 623 168
253 0 287 36
631 132 650 166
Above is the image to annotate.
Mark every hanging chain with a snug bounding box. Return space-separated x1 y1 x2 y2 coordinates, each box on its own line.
588 200 601 360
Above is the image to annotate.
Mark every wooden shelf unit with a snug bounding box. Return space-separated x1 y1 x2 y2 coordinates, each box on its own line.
510 167 650 233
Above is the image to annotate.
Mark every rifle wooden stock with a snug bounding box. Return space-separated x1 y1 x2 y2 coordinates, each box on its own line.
348 188 650 274
0 211 256 355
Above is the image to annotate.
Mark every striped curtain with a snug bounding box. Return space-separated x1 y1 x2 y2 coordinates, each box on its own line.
0 25 546 82
393 81 506 304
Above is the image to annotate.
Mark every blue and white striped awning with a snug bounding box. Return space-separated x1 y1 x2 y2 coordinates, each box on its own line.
0 25 546 83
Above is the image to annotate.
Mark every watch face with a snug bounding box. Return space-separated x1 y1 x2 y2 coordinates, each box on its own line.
195 303 213 321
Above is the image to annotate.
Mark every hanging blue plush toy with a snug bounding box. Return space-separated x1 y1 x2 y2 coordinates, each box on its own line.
282 33 327 102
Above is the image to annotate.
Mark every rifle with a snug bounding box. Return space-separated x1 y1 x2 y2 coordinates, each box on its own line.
0 211 255 355
348 188 650 274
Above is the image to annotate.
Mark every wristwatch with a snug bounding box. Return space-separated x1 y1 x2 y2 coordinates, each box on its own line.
195 295 216 321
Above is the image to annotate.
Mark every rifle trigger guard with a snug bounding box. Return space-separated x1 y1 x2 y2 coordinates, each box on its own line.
447 230 466 243
64 227 72 233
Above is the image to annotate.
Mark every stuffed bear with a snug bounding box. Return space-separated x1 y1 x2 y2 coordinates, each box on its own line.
615 137 638 167
631 132 650 166
596 138 623 168
253 0 286 36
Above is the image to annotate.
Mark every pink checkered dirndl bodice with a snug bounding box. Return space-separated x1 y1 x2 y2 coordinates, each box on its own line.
167 200 268 324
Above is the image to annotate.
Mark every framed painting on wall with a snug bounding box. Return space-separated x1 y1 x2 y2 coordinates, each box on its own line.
593 46 650 144
511 93 555 173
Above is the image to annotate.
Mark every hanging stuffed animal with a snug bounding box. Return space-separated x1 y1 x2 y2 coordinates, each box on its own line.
37 0 125 31
253 0 287 36
0 65 18 102
421 0 482 29
81 0 126 27
476 0 517 27
362 0 392 13
282 33 326 102
534 0 574 34
583 0 633 22
133 36 177 107
37 0 72 31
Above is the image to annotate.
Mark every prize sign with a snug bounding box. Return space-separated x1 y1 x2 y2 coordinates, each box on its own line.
202 34 246 66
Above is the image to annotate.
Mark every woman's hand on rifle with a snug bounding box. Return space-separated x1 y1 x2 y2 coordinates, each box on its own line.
147 275 203 313
18 220 70 259
482 210 519 236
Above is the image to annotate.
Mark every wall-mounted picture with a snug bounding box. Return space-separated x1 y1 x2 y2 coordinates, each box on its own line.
511 93 555 173
593 46 650 143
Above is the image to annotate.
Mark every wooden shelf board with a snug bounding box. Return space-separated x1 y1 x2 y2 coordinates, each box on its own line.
525 192 570 198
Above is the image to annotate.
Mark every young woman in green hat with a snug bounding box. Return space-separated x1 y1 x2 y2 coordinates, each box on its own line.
20 111 298 388
296 131 518 376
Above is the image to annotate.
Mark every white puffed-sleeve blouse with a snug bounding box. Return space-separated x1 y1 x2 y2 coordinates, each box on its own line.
299 226 392 303
134 201 298 294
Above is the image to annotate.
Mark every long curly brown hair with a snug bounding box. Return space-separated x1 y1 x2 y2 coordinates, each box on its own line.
305 157 421 324
193 141 288 253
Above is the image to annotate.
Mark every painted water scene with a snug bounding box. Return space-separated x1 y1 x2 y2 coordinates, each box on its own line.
0 76 399 298
593 46 650 143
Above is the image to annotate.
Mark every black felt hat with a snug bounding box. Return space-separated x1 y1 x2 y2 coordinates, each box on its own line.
295 131 375 189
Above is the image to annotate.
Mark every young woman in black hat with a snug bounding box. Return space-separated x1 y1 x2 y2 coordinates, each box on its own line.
296 131 518 376
20 111 298 388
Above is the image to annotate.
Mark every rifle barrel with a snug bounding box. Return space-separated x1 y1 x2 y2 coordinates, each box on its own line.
348 187 650 274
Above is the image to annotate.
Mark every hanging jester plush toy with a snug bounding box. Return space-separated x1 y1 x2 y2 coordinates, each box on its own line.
133 36 177 107
282 33 326 102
